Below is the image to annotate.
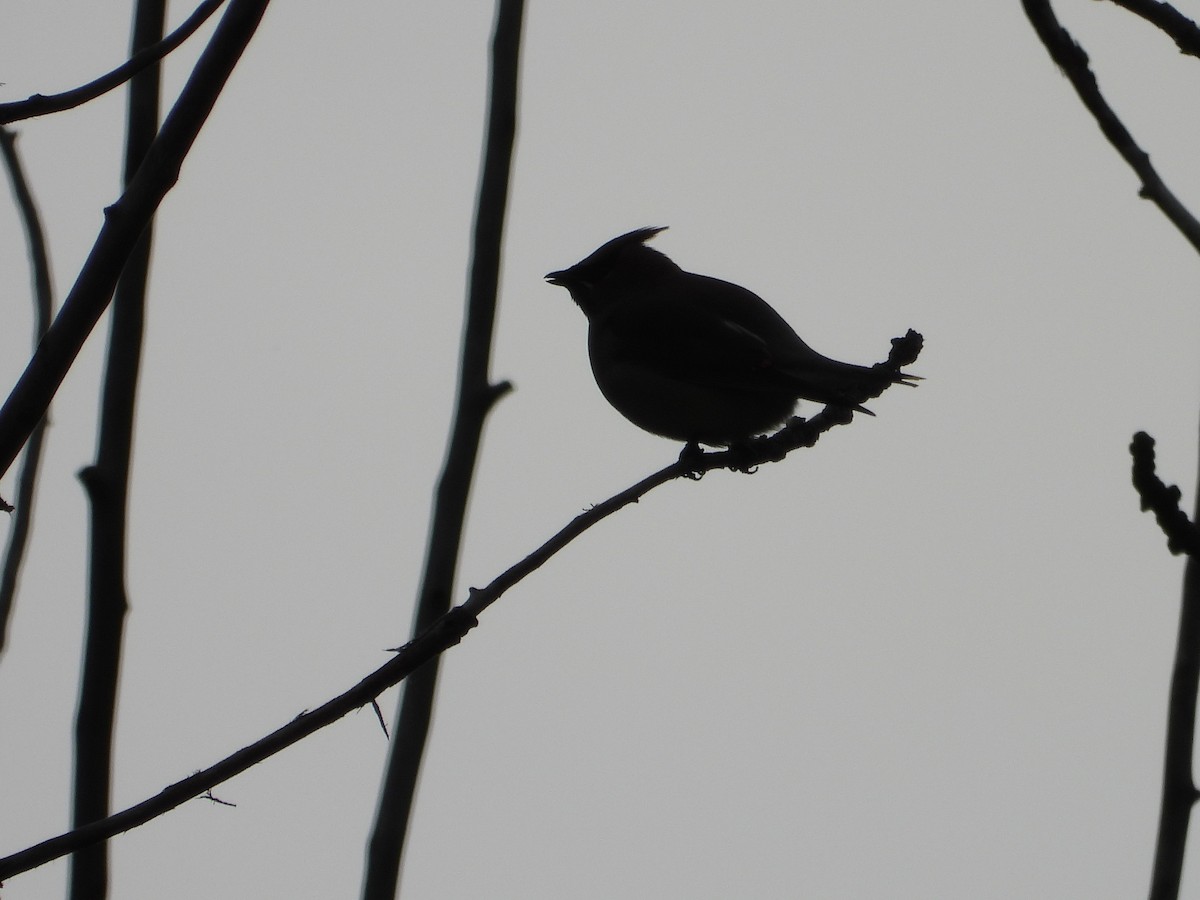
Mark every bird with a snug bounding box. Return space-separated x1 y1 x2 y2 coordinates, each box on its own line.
545 226 917 447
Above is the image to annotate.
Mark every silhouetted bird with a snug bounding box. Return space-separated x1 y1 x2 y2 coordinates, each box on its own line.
546 227 917 446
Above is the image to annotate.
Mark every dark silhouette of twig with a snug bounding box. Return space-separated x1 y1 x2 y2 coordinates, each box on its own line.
1131 432 1200 556
1024 5 1200 897
0 0 225 125
1022 0 1200 253
1101 0 1200 58
0 331 919 885
0 608 468 882
1130 431 1200 900
0 127 53 652
200 789 236 808
362 2 523 896
69 3 164 897
0 0 270 506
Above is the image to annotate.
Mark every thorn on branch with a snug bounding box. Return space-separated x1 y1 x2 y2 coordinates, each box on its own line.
1130 431 1200 555
200 789 236 808
371 699 389 738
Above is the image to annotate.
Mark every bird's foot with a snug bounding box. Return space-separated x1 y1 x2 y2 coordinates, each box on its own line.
725 440 762 474
678 441 706 479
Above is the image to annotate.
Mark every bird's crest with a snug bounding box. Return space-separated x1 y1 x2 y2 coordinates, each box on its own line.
546 227 672 304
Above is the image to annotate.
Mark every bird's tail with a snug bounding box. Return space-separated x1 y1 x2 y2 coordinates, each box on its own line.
787 358 920 416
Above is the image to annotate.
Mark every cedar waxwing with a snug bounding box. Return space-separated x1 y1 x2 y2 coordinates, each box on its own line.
546 227 917 446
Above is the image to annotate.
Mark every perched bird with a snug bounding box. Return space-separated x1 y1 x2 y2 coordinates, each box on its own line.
546 226 916 446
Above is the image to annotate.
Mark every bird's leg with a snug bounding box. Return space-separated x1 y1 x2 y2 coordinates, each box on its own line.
678 441 707 479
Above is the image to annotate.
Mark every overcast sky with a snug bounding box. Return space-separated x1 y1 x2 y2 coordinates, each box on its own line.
3 2 1200 897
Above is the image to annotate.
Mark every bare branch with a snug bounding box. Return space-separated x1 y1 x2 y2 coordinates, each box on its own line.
70 2 166 896
0 0 270 496
0 127 53 650
1139 427 1200 900
0 331 920 884
1022 0 1200 253
363 1 525 895
1131 431 1200 555
0 127 52 652
0 0 225 125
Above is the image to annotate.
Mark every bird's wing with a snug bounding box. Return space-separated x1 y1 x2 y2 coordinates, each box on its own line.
593 271 908 410
593 287 792 394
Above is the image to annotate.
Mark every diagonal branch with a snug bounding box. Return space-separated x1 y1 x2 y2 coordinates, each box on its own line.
0 0 269 504
1023 0 1200 253
0 331 921 885
0 0 225 125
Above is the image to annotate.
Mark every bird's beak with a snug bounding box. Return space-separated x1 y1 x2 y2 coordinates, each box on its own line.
545 270 568 286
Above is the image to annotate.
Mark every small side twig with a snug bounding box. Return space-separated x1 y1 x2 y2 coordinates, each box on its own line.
370 700 389 738
1131 431 1200 555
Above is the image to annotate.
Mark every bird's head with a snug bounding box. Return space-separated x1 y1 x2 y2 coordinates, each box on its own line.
546 226 677 316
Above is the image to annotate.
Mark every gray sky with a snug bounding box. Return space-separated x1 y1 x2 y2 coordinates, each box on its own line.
3 2 1200 897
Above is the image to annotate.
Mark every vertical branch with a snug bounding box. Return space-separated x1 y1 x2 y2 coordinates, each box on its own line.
1148 541 1200 900
1131 431 1200 900
1024 3 1200 896
70 3 164 897
0 127 54 653
362 2 523 897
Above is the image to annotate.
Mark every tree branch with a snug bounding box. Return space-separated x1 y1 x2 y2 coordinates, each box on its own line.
0 127 54 649
1133 429 1200 900
0 0 225 125
1131 431 1200 556
1022 0 1200 253
0 0 269 504
362 2 524 896
69 3 165 896
0 331 921 885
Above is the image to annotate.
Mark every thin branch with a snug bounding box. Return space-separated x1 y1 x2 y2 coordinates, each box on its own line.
0 330 920 885
0 127 54 651
363 2 524 896
1025 4 1200 897
1137 426 1200 900
0 0 225 125
1023 0 1200 253
0 605 473 882
69 3 165 897
1100 0 1200 58
0 0 270 504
